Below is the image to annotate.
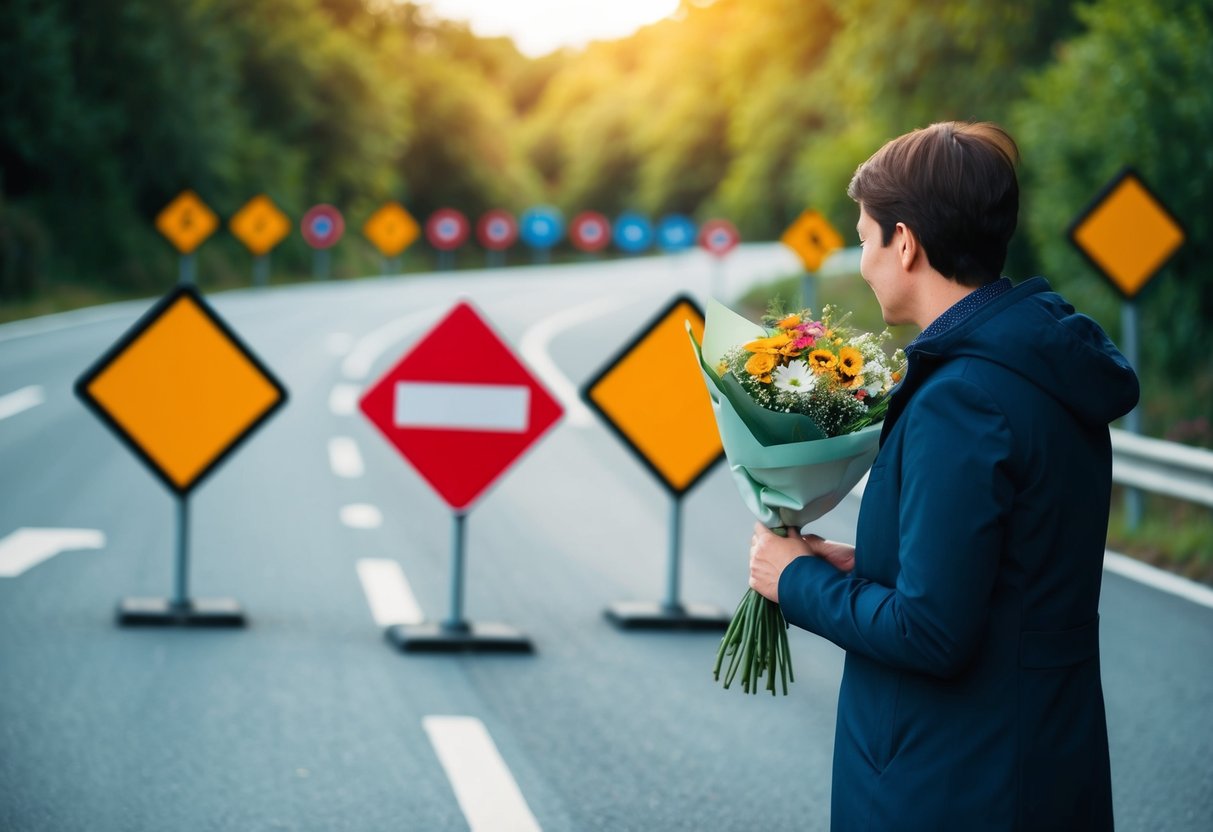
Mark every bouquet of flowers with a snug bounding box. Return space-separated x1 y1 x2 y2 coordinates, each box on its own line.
688 298 904 695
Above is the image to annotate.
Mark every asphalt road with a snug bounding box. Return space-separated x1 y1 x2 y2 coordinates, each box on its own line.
1 247 1210 831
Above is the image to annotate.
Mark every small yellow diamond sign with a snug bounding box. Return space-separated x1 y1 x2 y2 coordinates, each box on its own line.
75 286 287 494
1068 168 1185 299
363 201 420 257
781 209 844 273
582 296 723 495
230 195 291 256
155 190 219 255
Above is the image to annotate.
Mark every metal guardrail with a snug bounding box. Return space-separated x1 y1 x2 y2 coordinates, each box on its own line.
1111 428 1213 509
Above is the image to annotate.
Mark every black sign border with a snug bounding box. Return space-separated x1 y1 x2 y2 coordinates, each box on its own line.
74 284 289 497
1066 166 1187 301
580 293 724 498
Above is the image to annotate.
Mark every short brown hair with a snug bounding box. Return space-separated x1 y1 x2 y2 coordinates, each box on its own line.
848 122 1019 286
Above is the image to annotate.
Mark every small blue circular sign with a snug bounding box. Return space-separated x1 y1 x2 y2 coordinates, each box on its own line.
657 215 697 252
613 212 653 253
520 207 565 249
312 216 334 238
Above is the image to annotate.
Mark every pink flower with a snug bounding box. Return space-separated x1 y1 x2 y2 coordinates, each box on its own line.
798 321 826 340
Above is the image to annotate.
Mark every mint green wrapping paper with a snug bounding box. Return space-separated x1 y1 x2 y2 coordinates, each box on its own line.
689 298 881 530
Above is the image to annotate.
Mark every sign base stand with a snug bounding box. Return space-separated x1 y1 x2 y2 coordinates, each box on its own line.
604 600 729 631
384 621 532 653
116 597 245 627
603 499 729 631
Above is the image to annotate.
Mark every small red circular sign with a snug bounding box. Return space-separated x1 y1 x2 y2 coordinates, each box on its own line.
476 210 518 251
570 211 611 252
301 204 345 249
426 208 470 251
698 219 740 258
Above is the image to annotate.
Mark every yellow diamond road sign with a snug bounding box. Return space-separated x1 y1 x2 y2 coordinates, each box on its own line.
75 286 287 494
781 209 844 273
230 195 291 256
155 190 219 255
364 201 420 257
1068 168 1185 300
582 296 723 495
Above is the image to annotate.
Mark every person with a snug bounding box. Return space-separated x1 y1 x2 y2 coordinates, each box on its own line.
748 121 1138 831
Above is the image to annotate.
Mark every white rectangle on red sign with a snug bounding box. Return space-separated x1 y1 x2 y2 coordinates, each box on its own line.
394 382 530 433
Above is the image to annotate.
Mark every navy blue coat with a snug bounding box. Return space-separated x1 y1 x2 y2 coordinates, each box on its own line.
779 278 1139 831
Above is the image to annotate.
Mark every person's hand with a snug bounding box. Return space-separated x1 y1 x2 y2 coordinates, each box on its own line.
748 523 811 603
801 534 856 574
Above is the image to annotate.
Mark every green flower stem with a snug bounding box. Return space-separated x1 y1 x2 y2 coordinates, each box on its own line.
714 526 796 696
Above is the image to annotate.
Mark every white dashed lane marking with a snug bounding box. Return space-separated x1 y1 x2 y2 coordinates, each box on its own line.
328 437 364 478
356 558 424 627
0 386 45 422
424 715 542 832
340 504 382 529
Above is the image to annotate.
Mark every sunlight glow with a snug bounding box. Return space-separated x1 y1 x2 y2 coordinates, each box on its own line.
423 0 683 57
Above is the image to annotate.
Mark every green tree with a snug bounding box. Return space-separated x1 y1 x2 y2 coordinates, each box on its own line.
1013 0 1213 442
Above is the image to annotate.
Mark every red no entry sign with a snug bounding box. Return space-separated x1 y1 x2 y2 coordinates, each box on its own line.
359 301 563 512
426 208 470 251
570 211 611 252
301 205 345 249
698 219 740 258
477 210 518 251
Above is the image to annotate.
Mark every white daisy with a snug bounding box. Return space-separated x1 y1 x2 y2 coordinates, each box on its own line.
773 361 817 393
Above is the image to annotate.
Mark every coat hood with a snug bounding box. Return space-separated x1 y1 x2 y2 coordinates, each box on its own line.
905 277 1140 428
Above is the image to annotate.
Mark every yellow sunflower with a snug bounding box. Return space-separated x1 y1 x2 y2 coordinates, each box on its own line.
808 349 838 374
775 314 801 330
837 346 864 378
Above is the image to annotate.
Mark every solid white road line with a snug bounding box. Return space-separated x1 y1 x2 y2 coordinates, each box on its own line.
0 528 105 578
1104 550 1213 610
329 384 362 416
340 504 383 529
394 382 530 432
0 385 45 421
342 307 444 381
356 558 424 626
423 716 542 832
328 436 364 478
518 296 632 429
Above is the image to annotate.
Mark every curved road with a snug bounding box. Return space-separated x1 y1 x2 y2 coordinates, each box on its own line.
1 247 1209 830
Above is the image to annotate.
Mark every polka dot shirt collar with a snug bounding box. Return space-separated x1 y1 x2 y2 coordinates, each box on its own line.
908 277 1013 350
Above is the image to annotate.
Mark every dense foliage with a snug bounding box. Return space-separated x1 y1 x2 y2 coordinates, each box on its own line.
2 0 1209 439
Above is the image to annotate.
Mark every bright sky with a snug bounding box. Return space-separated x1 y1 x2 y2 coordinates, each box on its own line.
423 0 683 57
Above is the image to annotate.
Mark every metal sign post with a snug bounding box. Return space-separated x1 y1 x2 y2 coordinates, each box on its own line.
781 210 843 313
581 295 729 630
444 513 470 633
253 255 270 288
179 254 196 286
230 195 291 286
359 300 564 653
155 191 217 287
302 204 345 281
74 284 288 626
698 219 740 300
1067 167 1186 530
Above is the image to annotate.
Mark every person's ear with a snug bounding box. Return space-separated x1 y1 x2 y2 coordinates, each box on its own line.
895 222 919 271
